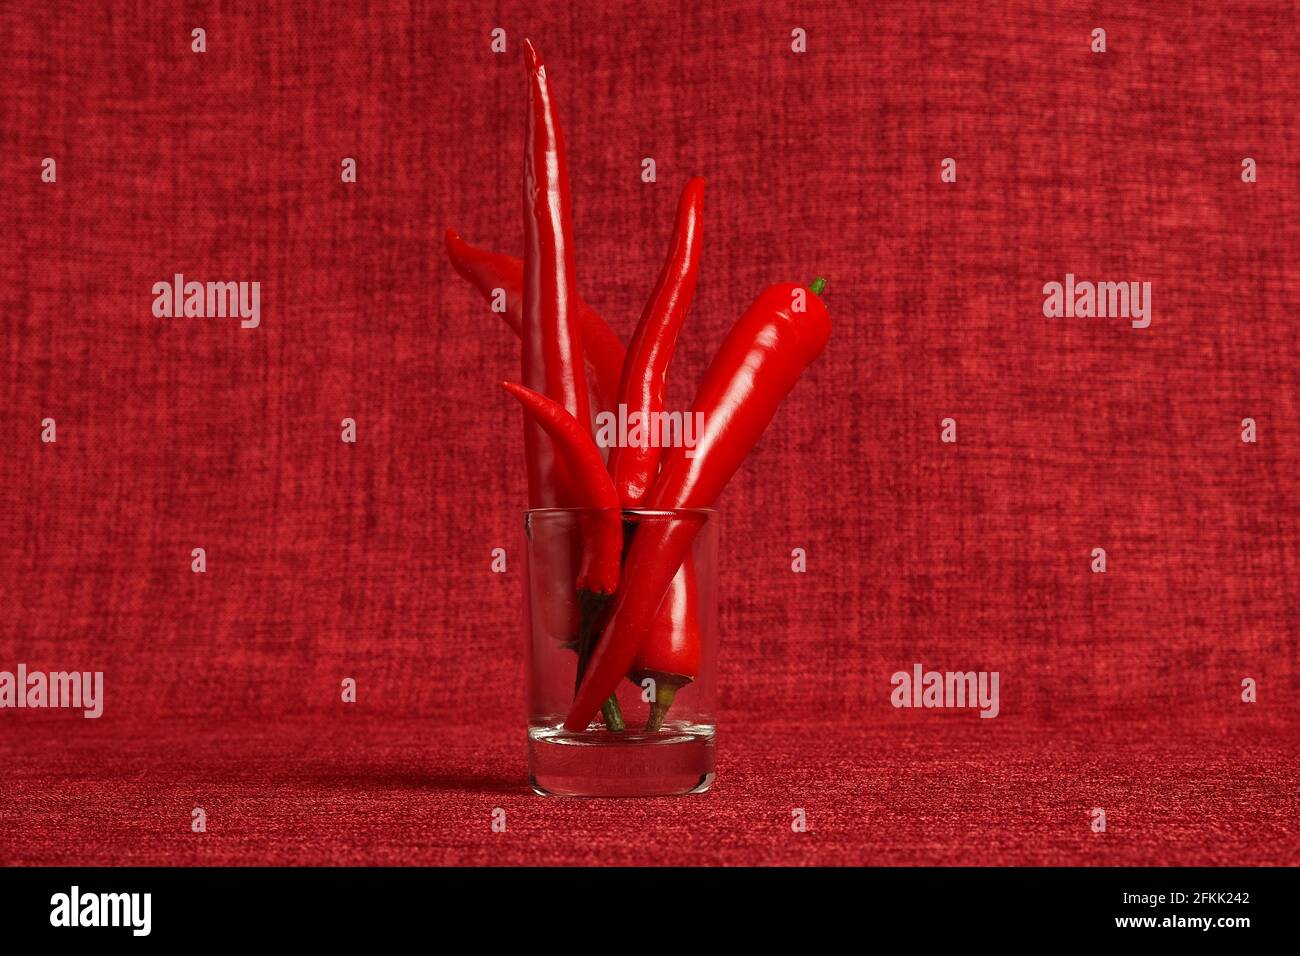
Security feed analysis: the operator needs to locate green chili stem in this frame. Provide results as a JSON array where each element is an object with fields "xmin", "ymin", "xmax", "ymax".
[
  {"xmin": 601, "ymin": 696, "xmax": 626, "ymax": 732},
  {"xmin": 575, "ymin": 590, "xmax": 624, "ymax": 732},
  {"xmin": 644, "ymin": 682, "xmax": 679, "ymax": 732}
]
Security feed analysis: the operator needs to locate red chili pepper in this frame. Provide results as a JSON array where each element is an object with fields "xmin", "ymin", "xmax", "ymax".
[
  {"xmin": 521, "ymin": 39, "xmax": 590, "ymax": 506},
  {"xmin": 505, "ymin": 380, "xmax": 627, "ymax": 732},
  {"xmin": 565, "ymin": 279, "xmax": 831, "ymax": 732},
  {"xmin": 612, "ymin": 176, "xmax": 705, "ymax": 728},
  {"xmin": 502, "ymin": 382, "xmax": 621, "ymax": 595},
  {"xmin": 606, "ymin": 177, "xmax": 705, "ymax": 506},
  {"xmin": 444, "ymin": 231, "xmax": 524, "ymax": 334},
  {"xmin": 444, "ymin": 230, "xmax": 624, "ymax": 413},
  {"xmin": 629, "ymin": 556, "xmax": 700, "ymax": 730}
]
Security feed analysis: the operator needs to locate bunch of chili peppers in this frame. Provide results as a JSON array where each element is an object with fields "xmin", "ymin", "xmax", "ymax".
[{"xmin": 447, "ymin": 40, "xmax": 830, "ymax": 733}]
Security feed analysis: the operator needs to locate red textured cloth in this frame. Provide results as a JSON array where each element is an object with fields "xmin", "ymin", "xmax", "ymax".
[
  {"xmin": 0, "ymin": 2, "xmax": 1296, "ymax": 866},
  {"xmin": 3, "ymin": 715, "xmax": 1295, "ymax": 866}
]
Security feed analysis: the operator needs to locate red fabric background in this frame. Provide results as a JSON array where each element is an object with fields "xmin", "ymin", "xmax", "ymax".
[{"xmin": 1, "ymin": 1, "xmax": 1296, "ymax": 865}]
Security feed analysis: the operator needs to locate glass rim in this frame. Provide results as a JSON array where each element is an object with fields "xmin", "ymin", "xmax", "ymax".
[{"xmin": 525, "ymin": 506, "xmax": 716, "ymax": 517}]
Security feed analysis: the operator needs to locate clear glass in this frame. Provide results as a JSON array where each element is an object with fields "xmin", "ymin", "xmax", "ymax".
[{"xmin": 525, "ymin": 508, "xmax": 718, "ymax": 796}]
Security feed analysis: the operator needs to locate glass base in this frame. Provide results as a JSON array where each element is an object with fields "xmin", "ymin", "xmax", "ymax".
[{"xmin": 528, "ymin": 721, "xmax": 715, "ymax": 797}]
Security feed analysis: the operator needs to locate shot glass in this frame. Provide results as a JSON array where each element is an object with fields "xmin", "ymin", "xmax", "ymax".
[{"xmin": 524, "ymin": 508, "xmax": 717, "ymax": 796}]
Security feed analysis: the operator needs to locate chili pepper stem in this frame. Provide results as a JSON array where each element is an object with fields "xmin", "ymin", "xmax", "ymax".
[
  {"xmin": 639, "ymin": 671, "xmax": 691, "ymax": 732},
  {"xmin": 645, "ymin": 683, "xmax": 679, "ymax": 732},
  {"xmin": 601, "ymin": 696, "xmax": 626, "ymax": 733},
  {"xmin": 575, "ymin": 590, "xmax": 624, "ymax": 732},
  {"xmin": 561, "ymin": 642, "xmax": 623, "ymax": 728},
  {"xmin": 574, "ymin": 591, "xmax": 610, "ymax": 690}
]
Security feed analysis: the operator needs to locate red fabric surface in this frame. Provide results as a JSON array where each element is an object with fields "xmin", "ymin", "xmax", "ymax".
[
  {"xmin": 0, "ymin": 2, "xmax": 1296, "ymax": 865},
  {"xmin": 2, "ymin": 715, "xmax": 1295, "ymax": 866}
]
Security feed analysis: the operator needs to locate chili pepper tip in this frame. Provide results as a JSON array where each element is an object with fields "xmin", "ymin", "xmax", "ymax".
[
  {"xmin": 523, "ymin": 38, "xmax": 541, "ymax": 71},
  {"xmin": 810, "ymin": 277, "xmax": 827, "ymax": 296}
]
